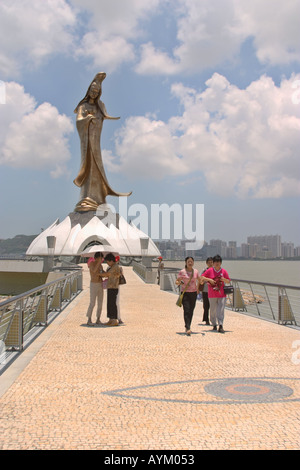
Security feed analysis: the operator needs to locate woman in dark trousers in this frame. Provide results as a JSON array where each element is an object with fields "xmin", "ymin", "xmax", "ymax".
[
  {"xmin": 176, "ymin": 257, "xmax": 201, "ymax": 335},
  {"xmin": 100, "ymin": 253, "xmax": 120, "ymax": 326}
]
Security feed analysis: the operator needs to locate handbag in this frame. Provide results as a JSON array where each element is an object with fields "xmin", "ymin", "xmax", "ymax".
[
  {"xmin": 119, "ymin": 273, "xmax": 126, "ymax": 285},
  {"xmin": 198, "ymin": 282, "xmax": 205, "ymax": 292},
  {"xmin": 224, "ymin": 284, "xmax": 234, "ymax": 295},
  {"xmin": 176, "ymin": 270, "xmax": 194, "ymax": 307}
]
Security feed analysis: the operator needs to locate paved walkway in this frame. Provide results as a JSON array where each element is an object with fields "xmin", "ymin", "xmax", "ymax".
[{"xmin": 0, "ymin": 266, "xmax": 299, "ymax": 450}]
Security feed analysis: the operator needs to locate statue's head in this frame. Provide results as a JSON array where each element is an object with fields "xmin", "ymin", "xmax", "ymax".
[
  {"xmin": 74, "ymin": 72, "xmax": 107, "ymax": 113},
  {"xmin": 89, "ymin": 82, "xmax": 101, "ymax": 100},
  {"xmin": 89, "ymin": 72, "xmax": 106, "ymax": 99}
]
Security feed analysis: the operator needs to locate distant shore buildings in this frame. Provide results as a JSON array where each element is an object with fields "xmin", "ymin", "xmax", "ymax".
[
  {"xmin": 155, "ymin": 235, "xmax": 300, "ymax": 260},
  {"xmin": 1, "ymin": 233, "xmax": 299, "ymax": 261}
]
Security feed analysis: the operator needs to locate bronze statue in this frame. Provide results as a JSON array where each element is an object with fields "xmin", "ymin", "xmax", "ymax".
[{"xmin": 73, "ymin": 72, "xmax": 131, "ymax": 212}]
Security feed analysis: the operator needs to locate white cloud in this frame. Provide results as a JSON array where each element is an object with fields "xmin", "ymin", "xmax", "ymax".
[
  {"xmin": 114, "ymin": 115, "xmax": 188, "ymax": 179},
  {"xmin": 135, "ymin": 42, "xmax": 181, "ymax": 75},
  {"xmin": 111, "ymin": 73, "xmax": 300, "ymax": 199},
  {"xmin": 0, "ymin": 0, "xmax": 76, "ymax": 78},
  {"xmin": 1, "ymin": 0, "xmax": 298, "ymax": 79},
  {"xmin": 0, "ymin": 82, "xmax": 74, "ymax": 177},
  {"xmin": 72, "ymin": 0, "xmax": 162, "ymax": 72},
  {"xmin": 236, "ymin": 0, "xmax": 300, "ymax": 66},
  {"xmin": 77, "ymin": 32, "xmax": 135, "ymax": 71},
  {"xmin": 72, "ymin": 0, "xmax": 161, "ymax": 38},
  {"xmin": 0, "ymin": 0, "xmax": 164, "ymax": 76},
  {"xmin": 136, "ymin": 0, "xmax": 300, "ymax": 75}
]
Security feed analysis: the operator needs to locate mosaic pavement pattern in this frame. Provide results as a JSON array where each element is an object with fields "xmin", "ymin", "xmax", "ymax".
[{"xmin": 104, "ymin": 377, "xmax": 299, "ymax": 405}]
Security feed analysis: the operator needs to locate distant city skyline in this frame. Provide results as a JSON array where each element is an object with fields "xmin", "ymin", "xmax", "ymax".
[
  {"xmin": 156, "ymin": 233, "xmax": 300, "ymax": 260},
  {"xmin": 1, "ymin": 231, "xmax": 299, "ymax": 248},
  {"xmin": 154, "ymin": 233, "xmax": 299, "ymax": 247},
  {"xmin": 0, "ymin": 231, "xmax": 299, "ymax": 260}
]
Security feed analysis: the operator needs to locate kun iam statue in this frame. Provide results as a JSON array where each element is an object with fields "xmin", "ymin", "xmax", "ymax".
[{"xmin": 73, "ymin": 72, "xmax": 131, "ymax": 212}]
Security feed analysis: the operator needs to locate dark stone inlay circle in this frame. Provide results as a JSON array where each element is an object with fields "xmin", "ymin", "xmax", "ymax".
[{"xmin": 204, "ymin": 378, "xmax": 293, "ymax": 402}]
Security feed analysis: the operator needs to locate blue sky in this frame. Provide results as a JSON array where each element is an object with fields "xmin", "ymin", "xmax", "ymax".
[{"xmin": 0, "ymin": 0, "xmax": 299, "ymax": 246}]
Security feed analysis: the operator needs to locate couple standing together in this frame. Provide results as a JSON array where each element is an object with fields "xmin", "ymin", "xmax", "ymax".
[
  {"xmin": 86, "ymin": 252, "xmax": 122, "ymax": 327},
  {"xmin": 176, "ymin": 255, "xmax": 230, "ymax": 335}
]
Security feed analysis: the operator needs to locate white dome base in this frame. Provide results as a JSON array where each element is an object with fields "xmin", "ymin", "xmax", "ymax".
[{"xmin": 26, "ymin": 206, "xmax": 161, "ymax": 258}]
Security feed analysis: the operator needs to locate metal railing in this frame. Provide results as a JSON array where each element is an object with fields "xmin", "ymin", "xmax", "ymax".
[
  {"xmin": 159, "ymin": 271, "xmax": 299, "ymax": 327},
  {"xmin": 0, "ymin": 269, "xmax": 82, "ymax": 366},
  {"xmin": 228, "ymin": 279, "xmax": 299, "ymax": 326},
  {"xmin": 132, "ymin": 261, "xmax": 158, "ymax": 283}
]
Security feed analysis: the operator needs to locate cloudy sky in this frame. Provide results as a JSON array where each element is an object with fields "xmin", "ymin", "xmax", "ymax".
[{"xmin": 0, "ymin": 0, "xmax": 299, "ymax": 246}]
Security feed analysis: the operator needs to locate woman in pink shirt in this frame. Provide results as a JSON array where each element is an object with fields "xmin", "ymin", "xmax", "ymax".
[
  {"xmin": 201, "ymin": 254, "xmax": 230, "ymax": 333},
  {"xmin": 176, "ymin": 257, "xmax": 201, "ymax": 336}
]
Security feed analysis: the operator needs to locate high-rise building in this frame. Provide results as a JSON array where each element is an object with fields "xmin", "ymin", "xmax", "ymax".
[
  {"xmin": 241, "ymin": 243, "xmax": 258, "ymax": 258},
  {"xmin": 209, "ymin": 239, "xmax": 227, "ymax": 258},
  {"xmin": 247, "ymin": 235, "xmax": 281, "ymax": 258},
  {"xmin": 226, "ymin": 241, "xmax": 237, "ymax": 259},
  {"xmin": 294, "ymin": 246, "xmax": 300, "ymax": 257},
  {"xmin": 281, "ymin": 242, "xmax": 294, "ymax": 258}
]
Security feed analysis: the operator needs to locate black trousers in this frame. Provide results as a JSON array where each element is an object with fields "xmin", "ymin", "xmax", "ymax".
[
  {"xmin": 202, "ymin": 291, "xmax": 210, "ymax": 322},
  {"xmin": 182, "ymin": 291, "xmax": 197, "ymax": 330},
  {"xmin": 107, "ymin": 288, "xmax": 118, "ymax": 319}
]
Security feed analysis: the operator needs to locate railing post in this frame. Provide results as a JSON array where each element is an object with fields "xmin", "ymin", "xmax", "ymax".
[
  {"xmin": 232, "ymin": 283, "xmax": 247, "ymax": 311},
  {"xmin": 50, "ymin": 285, "xmax": 62, "ymax": 311},
  {"xmin": 278, "ymin": 287, "xmax": 296, "ymax": 325},
  {"xmin": 34, "ymin": 294, "xmax": 47, "ymax": 325},
  {"xmin": 5, "ymin": 299, "xmax": 23, "ymax": 351},
  {"xmin": 62, "ymin": 278, "xmax": 71, "ymax": 300},
  {"xmin": 77, "ymin": 271, "xmax": 83, "ymax": 290}
]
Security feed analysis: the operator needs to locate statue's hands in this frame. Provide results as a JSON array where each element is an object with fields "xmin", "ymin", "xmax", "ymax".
[{"xmin": 90, "ymin": 115, "xmax": 99, "ymax": 125}]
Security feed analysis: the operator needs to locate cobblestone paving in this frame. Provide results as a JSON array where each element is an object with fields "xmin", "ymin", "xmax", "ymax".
[{"xmin": 0, "ymin": 266, "xmax": 299, "ymax": 450}]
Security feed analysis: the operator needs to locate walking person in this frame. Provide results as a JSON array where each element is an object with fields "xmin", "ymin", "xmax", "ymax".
[
  {"xmin": 200, "ymin": 254, "xmax": 230, "ymax": 333},
  {"xmin": 101, "ymin": 253, "xmax": 120, "ymax": 326},
  {"xmin": 201, "ymin": 257, "xmax": 213, "ymax": 325},
  {"xmin": 86, "ymin": 252, "xmax": 104, "ymax": 326},
  {"xmin": 176, "ymin": 256, "xmax": 201, "ymax": 336}
]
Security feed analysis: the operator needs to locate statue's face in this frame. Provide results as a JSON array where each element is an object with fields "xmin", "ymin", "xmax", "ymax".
[{"xmin": 89, "ymin": 83, "xmax": 100, "ymax": 100}]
